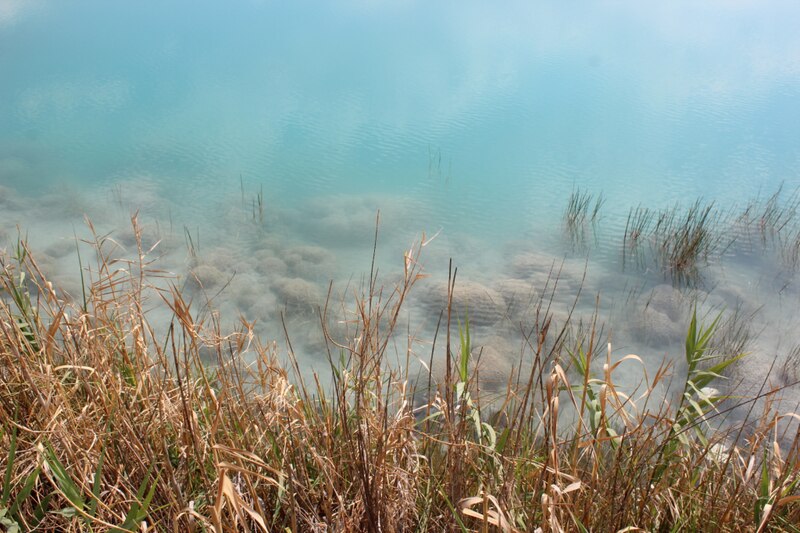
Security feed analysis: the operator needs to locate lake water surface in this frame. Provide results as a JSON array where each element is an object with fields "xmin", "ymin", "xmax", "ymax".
[{"xmin": 2, "ymin": 1, "xmax": 800, "ymax": 420}]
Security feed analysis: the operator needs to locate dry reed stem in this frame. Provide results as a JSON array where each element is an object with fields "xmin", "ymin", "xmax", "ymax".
[{"xmin": 0, "ymin": 219, "xmax": 797, "ymax": 531}]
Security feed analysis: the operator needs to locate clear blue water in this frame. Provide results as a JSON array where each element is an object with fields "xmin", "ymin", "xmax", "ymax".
[{"xmin": 2, "ymin": 1, "xmax": 800, "ymax": 409}]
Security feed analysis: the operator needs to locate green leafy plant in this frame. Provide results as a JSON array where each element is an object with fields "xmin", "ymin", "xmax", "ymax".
[{"xmin": 653, "ymin": 308, "xmax": 746, "ymax": 482}]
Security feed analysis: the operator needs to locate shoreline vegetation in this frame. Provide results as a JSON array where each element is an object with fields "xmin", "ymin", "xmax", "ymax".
[
  {"xmin": 563, "ymin": 184, "xmax": 800, "ymax": 287},
  {"xmin": 1, "ymin": 217, "xmax": 799, "ymax": 532}
]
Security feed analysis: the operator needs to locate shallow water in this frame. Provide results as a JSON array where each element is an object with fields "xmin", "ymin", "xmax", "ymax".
[{"xmin": 1, "ymin": 1, "xmax": 800, "ymax": 422}]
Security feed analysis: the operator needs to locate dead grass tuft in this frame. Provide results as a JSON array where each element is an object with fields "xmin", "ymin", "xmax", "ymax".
[{"xmin": 0, "ymin": 217, "xmax": 797, "ymax": 531}]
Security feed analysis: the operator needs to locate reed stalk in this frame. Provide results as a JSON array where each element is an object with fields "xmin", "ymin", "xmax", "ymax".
[{"xmin": 0, "ymin": 219, "xmax": 797, "ymax": 531}]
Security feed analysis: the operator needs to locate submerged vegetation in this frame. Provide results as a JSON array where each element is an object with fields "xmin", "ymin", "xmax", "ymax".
[
  {"xmin": 563, "ymin": 191, "xmax": 728, "ymax": 285},
  {"xmin": 738, "ymin": 185, "xmax": 800, "ymax": 246},
  {"xmin": 563, "ymin": 188, "xmax": 604, "ymax": 249},
  {"xmin": 563, "ymin": 185, "xmax": 800, "ymax": 286},
  {"xmin": 621, "ymin": 200, "xmax": 726, "ymax": 285},
  {"xmin": 650, "ymin": 200, "xmax": 726, "ymax": 285},
  {"xmin": 0, "ymin": 220, "xmax": 798, "ymax": 532}
]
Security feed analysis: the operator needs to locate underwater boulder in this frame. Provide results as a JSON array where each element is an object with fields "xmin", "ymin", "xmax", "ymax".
[
  {"xmin": 417, "ymin": 278, "xmax": 507, "ymax": 329},
  {"xmin": 200, "ymin": 246, "xmax": 243, "ymax": 273},
  {"xmin": 632, "ymin": 308, "xmax": 683, "ymax": 347},
  {"xmin": 251, "ymin": 249, "xmax": 289, "ymax": 277},
  {"xmin": 727, "ymin": 347, "xmax": 800, "ymax": 449},
  {"xmin": 32, "ymin": 251, "xmax": 58, "ymax": 280},
  {"xmin": 645, "ymin": 284, "xmax": 685, "ymax": 321},
  {"xmin": 630, "ymin": 284, "xmax": 687, "ymax": 347},
  {"xmin": 290, "ymin": 314, "xmax": 351, "ymax": 356},
  {"xmin": 37, "ymin": 185, "xmax": 103, "ymax": 219},
  {"xmin": 492, "ymin": 278, "xmax": 540, "ymax": 321},
  {"xmin": 509, "ymin": 252, "xmax": 584, "ymax": 292},
  {"xmin": 510, "ymin": 252, "xmax": 557, "ymax": 279},
  {"xmin": 106, "ymin": 176, "xmax": 168, "ymax": 217},
  {"xmin": 272, "ymin": 276, "xmax": 324, "ymax": 318},
  {"xmin": 231, "ymin": 273, "xmax": 266, "ymax": 310},
  {"xmin": 45, "ymin": 238, "xmax": 77, "ymax": 259},
  {"xmin": 186, "ymin": 264, "xmax": 228, "ymax": 293},
  {"xmin": 292, "ymin": 193, "xmax": 412, "ymax": 246},
  {"xmin": 419, "ymin": 335, "xmax": 517, "ymax": 396},
  {"xmin": 470, "ymin": 340, "xmax": 517, "ymax": 390},
  {"xmin": 283, "ymin": 245, "xmax": 335, "ymax": 280},
  {"xmin": 240, "ymin": 290, "xmax": 279, "ymax": 323},
  {"xmin": 114, "ymin": 223, "xmax": 167, "ymax": 253}
]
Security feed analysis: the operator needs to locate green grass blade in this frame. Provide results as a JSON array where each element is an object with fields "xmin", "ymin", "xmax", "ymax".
[
  {"xmin": 458, "ymin": 312, "xmax": 471, "ymax": 383},
  {"xmin": 88, "ymin": 442, "xmax": 106, "ymax": 517},
  {"xmin": 1, "ymin": 424, "xmax": 16, "ymax": 506},
  {"xmin": 686, "ymin": 308, "xmax": 698, "ymax": 365},
  {"xmin": 44, "ymin": 442, "xmax": 85, "ymax": 511},
  {"xmin": 9, "ymin": 467, "xmax": 40, "ymax": 518},
  {"xmin": 31, "ymin": 492, "xmax": 53, "ymax": 529},
  {"xmin": 116, "ymin": 465, "xmax": 157, "ymax": 532}
]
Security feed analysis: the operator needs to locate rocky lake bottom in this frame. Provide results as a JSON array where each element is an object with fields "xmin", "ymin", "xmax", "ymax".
[{"xmin": 2, "ymin": 178, "xmax": 800, "ymax": 444}]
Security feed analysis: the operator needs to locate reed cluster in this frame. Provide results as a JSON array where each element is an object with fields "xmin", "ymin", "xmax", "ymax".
[
  {"xmin": 564, "ymin": 188, "xmax": 604, "ymax": 230},
  {"xmin": 620, "ymin": 200, "xmax": 726, "ymax": 285},
  {"xmin": 617, "ymin": 186, "xmax": 800, "ymax": 284},
  {"xmin": 738, "ymin": 185, "xmax": 800, "ymax": 246},
  {"xmin": 563, "ymin": 189, "xmax": 604, "ymax": 249},
  {"xmin": 1, "ymin": 220, "xmax": 798, "ymax": 532}
]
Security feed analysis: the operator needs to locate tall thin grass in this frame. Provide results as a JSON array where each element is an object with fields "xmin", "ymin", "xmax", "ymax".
[
  {"xmin": 1, "ymin": 218, "xmax": 798, "ymax": 531},
  {"xmin": 563, "ymin": 188, "xmax": 604, "ymax": 249},
  {"xmin": 738, "ymin": 185, "xmax": 800, "ymax": 245},
  {"xmin": 736, "ymin": 185, "xmax": 800, "ymax": 273},
  {"xmin": 622, "ymin": 200, "xmax": 727, "ymax": 285}
]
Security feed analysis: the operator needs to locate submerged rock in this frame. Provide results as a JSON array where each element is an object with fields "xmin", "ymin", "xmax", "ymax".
[
  {"xmin": 272, "ymin": 276, "xmax": 323, "ymax": 318},
  {"xmin": 470, "ymin": 340, "xmax": 518, "ymax": 390},
  {"xmin": 200, "ymin": 246, "xmax": 242, "ymax": 273},
  {"xmin": 45, "ymin": 238, "xmax": 77, "ymax": 259},
  {"xmin": 114, "ymin": 224, "xmax": 167, "ymax": 253},
  {"xmin": 50, "ymin": 274, "xmax": 85, "ymax": 302},
  {"xmin": 31, "ymin": 251, "xmax": 58, "ymax": 280},
  {"xmin": 289, "ymin": 314, "xmax": 351, "ymax": 356},
  {"xmin": 283, "ymin": 245, "xmax": 335, "ymax": 280},
  {"xmin": 186, "ymin": 264, "xmax": 228, "ymax": 293},
  {"xmin": 629, "ymin": 284, "xmax": 688, "ymax": 347},
  {"xmin": 509, "ymin": 252, "xmax": 584, "ymax": 292},
  {"xmin": 251, "ymin": 249, "xmax": 289, "ymax": 277},
  {"xmin": 492, "ymin": 278, "xmax": 540, "ymax": 321},
  {"xmin": 417, "ymin": 279, "xmax": 507, "ymax": 329},
  {"xmin": 238, "ymin": 285, "xmax": 279, "ymax": 323},
  {"xmin": 292, "ymin": 193, "xmax": 413, "ymax": 246},
  {"xmin": 420, "ymin": 336, "xmax": 518, "ymax": 395},
  {"xmin": 510, "ymin": 252, "xmax": 558, "ymax": 278},
  {"xmin": 38, "ymin": 185, "xmax": 100, "ymax": 219},
  {"xmin": 106, "ymin": 176, "xmax": 169, "ymax": 217},
  {"xmin": 728, "ymin": 347, "xmax": 800, "ymax": 449}
]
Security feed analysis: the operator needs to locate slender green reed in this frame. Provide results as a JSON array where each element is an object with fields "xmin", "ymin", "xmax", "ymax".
[
  {"xmin": 620, "ymin": 200, "xmax": 725, "ymax": 285},
  {"xmin": 564, "ymin": 188, "xmax": 604, "ymax": 249}
]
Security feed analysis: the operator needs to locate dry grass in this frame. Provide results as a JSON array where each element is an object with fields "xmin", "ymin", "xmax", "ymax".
[{"xmin": 0, "ymin": 218, "xmax": 798, "ymax": 532}]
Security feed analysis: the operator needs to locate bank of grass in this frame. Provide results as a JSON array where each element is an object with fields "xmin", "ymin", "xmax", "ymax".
[{"xmin": 1, "ymin": 221, "xmax": 799, "ymax": 532}]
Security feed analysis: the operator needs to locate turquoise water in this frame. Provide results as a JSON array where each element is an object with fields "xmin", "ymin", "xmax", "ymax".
[{"xmin": 2, "ymin": 1, "xmax": 800, "ymax": 415}]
